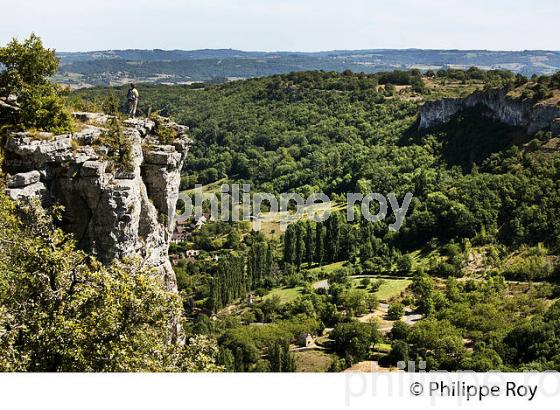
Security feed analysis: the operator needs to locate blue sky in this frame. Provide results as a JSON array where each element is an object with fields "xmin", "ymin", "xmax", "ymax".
[{"xmin": 1, "ymin": 0, "xmax": 559, "ymax": 51}]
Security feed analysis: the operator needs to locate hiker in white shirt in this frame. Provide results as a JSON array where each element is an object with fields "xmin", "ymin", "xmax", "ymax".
[{"xmin": 127, "ymin": 83, "xmax": 139, "ymax": 118}]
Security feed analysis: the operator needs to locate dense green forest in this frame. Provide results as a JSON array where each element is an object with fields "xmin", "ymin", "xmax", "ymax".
[
  {"xmin": 73, "ymin": 68, "xmax": 560, "ymax": 251},
  {"xmin": 69, "ymin": 68, "xmax": 560, "ymax": 372},
  {"xmin": 3, "ymin": 33, "xmax": 560, "ymax": 372}
]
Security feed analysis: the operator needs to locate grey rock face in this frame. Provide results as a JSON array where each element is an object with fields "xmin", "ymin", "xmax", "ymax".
[
  {"xmin": 2, "ymin": 114, "xmax": 192, "ymax": 291},
  {"xmin": 6, "ymin": 181, "xmax": 47, "ymax": 201},
  {"xmin": 419, "ymin": 88, "xmax": 560, "ymax": 135},
  {"xmin": 72, "ymin": 112, "xmax": 112, "ymax": 125},
  {"xmin": 552, "ymin": 118, "xmax": 560, "ymax": 135},
  {"xmin": 7, "ymin": 170, "xmax": 41, "ymax": 188}
]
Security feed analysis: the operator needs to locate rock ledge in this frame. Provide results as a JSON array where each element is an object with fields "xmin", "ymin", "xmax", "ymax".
[{"xmin": 3, "ymin": 113, "xmax": 192, "ymax": 290}]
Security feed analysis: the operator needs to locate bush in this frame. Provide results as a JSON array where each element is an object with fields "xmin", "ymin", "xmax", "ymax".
[
  {"xmin": 389, "ymin": 320, "xmax": 410, "ymax": 340},
  {"xmin": 150, "ymin": 112, "xmax": 179, "ymax": 144},
  {"xmin": 97, "ymin": 117, "xmax": 134, "ymax": 172},
  {"xmin": 369, "ymin": 279, "xmax": 384, "ymax": 292},
  {"xmin": 533, "ymin": 83, "xmax": 552, "ymax": 100},
  {"xmin": 503, "ymin": 254, "xmax": 554, "ymax": 281},
  {"xmin": 396, "ymin": 254, "xmax": 413, "ymax": 273},
  {"xmin": 18, "ymin": 85, "xmax": 74, "ymax": 134},
  {"xmin": 384, "ymin": 83, "xmax": 397, "ymax": 96},
  {"xmin": 387, "ymin": 302, "xmax": 405, "ymax": 320},
  {"xmin": 434, "ymin": 262, "xmax": 460, "ymax": 278}
]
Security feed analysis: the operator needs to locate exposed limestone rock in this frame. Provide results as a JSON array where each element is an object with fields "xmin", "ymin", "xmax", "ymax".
[
  {"xmin": 541, "ymin": 138, "xmax": 560, "ymax": 153},
  {"xmin": 72, "ymin": 111, "xmax": 112, "ymax": 125},
  {"xmin": 2, "ymin": 113, "xmax": 192, "ymax": 291},
  {"xmin": 7, "ymin": 170, "xmax": 41, "ymax": 188},
  {"xmin": 419, "ymin": 88, "xmax": 560, "ymax": 135},
  {"xmin": 6, "ymin": 181, "xmax": 47, "ymax": 201}
]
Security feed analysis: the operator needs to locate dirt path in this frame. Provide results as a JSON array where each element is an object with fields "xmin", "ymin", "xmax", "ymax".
[
  {"xmin": 402, "ymin": 310, "xmax": 422, "ymax": 325},
  {"xmin": 357, "ymin": 303, "xmax": 421, "ymax": 334},
  {"xmin": 291, "ymin": 342, "xmax": 326, "ymax": 352},
  {"xmin": 312, "ymin": 279, "xmax": 329, "ymax": 290},
  {"xmin": 313, "ymin": 276, "xmax": 422, "ymax": 334}
]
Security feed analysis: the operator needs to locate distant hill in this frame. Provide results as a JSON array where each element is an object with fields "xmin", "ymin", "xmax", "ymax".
[{"xmin": 56, "ymin": 48, "xmax": 560, "ymax": 88}]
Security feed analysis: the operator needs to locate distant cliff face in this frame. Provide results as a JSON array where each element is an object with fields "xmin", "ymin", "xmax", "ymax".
[
  {"xmin": 419, "ymin": 88, "xmax": 560, "ymax": 135},
  {"xmin": 3, "ymin": 113, "xmax": 192, "ymax": 291}
]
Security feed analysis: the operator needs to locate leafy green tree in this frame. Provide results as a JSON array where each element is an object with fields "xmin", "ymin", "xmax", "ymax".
[
  {"xmin": 325, "ymin": 213, "xmax": 343, "ymax": 262},
  {"xmin": 319, "ymin": 302, "xmax": 341, "ymax": 327},
  {"xmin": 315, "ymin": 222, "xmax": 325, "ymax": 266},
  {"xmin": 305, "ymin": 221, "xmax": 315, "ymax": 268},
  {"xmin": 406, "ymin": 319, "xmax": 465, "ymax": 371},
  {"xmin": 340, "ymin": 289, "xmax": 369, "ymax": 316},
  {"xmin": 365, "ymin": 293, "xmax": 379, "ymax": 312},
  {"xmin": 267, "ymin": 339, "xmax": 296, "ymax": 372},
  {"xmin": 295, "ymin": 222, "xmax": 306, "ymax": 271},
  {"xmin": 388, "ymin": 302, "xmax": 405, "ymax": 320},
  {"xmin": 0, "ymin": 193, "xmax": 214, "ymax": 372},
  {"xmin": 219, "ymin": 333, "xmax": 260, "ymax": 372},
  {"xmin": 459, "ymin": 345, "xmax": 503, "ymax": 372},
  {"xmin": 387, "ymin": 340, "xmax": 410, "ymax": 365},
  {"xmin": 396, "ymin": 254, "xmax": 413, "ymax": 273},
  {"xmin": 411, "ymin": 270, "xmax": 435, "ymax": 315},
  {"xmin": 182, "ymin": 335, "xmax": 224, "ymax": 372},
  {"xmin": 389, "ymin": 320, "xmax": 411, "ymax": 340},
  {"xmin": 0, "ymin": 33, "xmax": 73, "ymax": 132},
  {"xmin": 331, "ymin": 321, "xmax": 380, "ymax": 364},
  {"xmin": 225, "ymin": 228, "xmax": 242, "ymax": 249},
  {"xmin": 283, "ymin": 224, "xmax": 296, "ymax": 265}
]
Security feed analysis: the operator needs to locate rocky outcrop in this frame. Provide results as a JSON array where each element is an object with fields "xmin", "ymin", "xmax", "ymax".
[
  {"xmin": 3, "ymin": 113, "xmax": 192, "ymax": 291},
  {"xmin": 419, "ymin": 88, "xmax": 560, "ymax": 135}
]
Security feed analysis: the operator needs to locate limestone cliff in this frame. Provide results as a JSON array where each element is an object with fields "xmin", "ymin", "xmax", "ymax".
[
  {"xmin": 2, "ymin": 113, "xmax": 192, "ymax": 291},
  {"xmin": 419, "ymin": 88, "xmax": 560, "ymax": 135}
]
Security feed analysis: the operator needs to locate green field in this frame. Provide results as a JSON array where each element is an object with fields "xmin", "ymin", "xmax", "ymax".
[
  {"xmin": 257, "ymin": 201, "xmax": 346, "ymax": 239},
  {"xmin": 352, "ymin": 277, "xmax": 412, "ymax": 302},
  {"xmin": 181, "ymin": 178, "xmax": 228, "ymax": 195},
  {"xmin": 263, "ymin": 287, "xmax": 304, "ymax": 304},
  {"xmin": 374, "ymin": 342, "xmax": 392, "ymax": 353},
  {"xmin": 307, "ymin": 261, "xmax": 347, "ymax": 276}
]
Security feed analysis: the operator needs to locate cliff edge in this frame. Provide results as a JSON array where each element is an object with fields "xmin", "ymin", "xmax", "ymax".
[
  {"xmin": 419, "ymin": 88, "xmax": 560, "ymax": 135},
  {"xmin": 2, "ymin": 113, "xmax": 192, "ymax": 291}
]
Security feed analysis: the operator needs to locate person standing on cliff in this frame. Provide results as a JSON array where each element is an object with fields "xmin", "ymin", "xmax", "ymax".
[{"xmin": 127, "ymin": 83, "xmax": 139, "ymax": 118}]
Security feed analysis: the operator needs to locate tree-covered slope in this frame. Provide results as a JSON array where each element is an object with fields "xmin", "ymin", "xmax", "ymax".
[
  {"xmin": 72, "ymin": 69, "xmax": 560, "ymax": 250},
  {"xmin": 69, "ymin": 68, "xmax": 560, "ymax": 372}
]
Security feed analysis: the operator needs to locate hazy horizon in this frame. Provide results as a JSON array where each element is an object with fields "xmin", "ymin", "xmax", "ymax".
[
  {"xmin": 55, "ymin": 47, "xmax": 560, "ymax": 54},
  {"xmin": 2, "ymin": 0, "xmax": 559, "ymax": 52}
]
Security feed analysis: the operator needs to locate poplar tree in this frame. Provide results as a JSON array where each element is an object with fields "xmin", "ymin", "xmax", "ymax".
[
  {"xmin": 283, "ymin": 224, "xmax": 296, "ymax": 265},
  {"xmin": 305, "ymin": 220, "xmax": 315, "ymax": 268},
  {"xmin": 295, "ymin": 223, "xmax": 305, "ymax": 271},
  {"xmin": 315, "ymin": 222, "xmax": 325, "ymax": 267}
]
